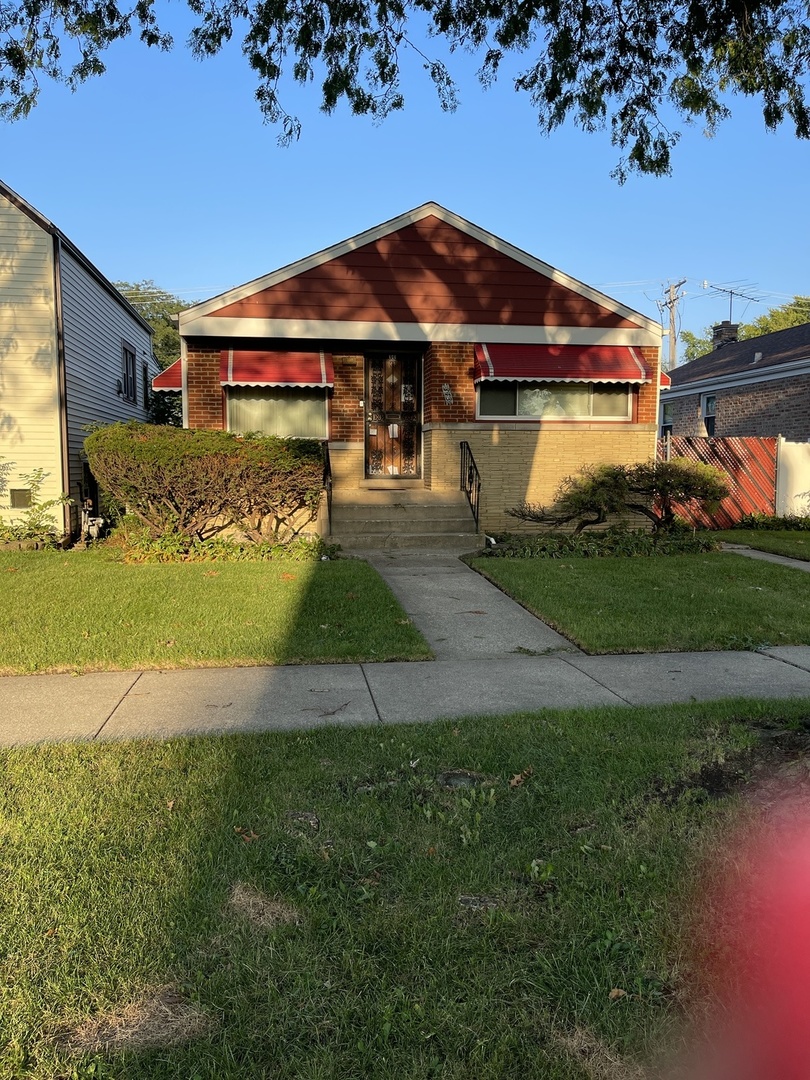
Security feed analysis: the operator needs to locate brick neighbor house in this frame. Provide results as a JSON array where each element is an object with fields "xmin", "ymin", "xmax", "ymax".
[
  {"xmin": 156, "ymin": 203, "xmax": 664, "ymax": 543},
  {"xmin": 662, "ymin": 321, "xmax": 810, "ymax": 441}
]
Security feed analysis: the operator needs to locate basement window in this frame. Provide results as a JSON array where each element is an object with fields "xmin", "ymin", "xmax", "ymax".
[
  {"xmin": 9, "ymin": 489, "xmax": 31, "ymax": 509},
  {"xmin": 478, "ymin": 381, "xmax": 632, "ymax": 420}
]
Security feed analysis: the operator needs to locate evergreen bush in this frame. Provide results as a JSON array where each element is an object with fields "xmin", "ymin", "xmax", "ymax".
[{"xmin": 84, "ymin": 423, "xmax": 324, "ymax": 547}]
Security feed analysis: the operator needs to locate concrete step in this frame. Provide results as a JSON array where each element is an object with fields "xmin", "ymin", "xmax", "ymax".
[
  {"xmin": 332, "ymin": 517, "xmax": 476, "ymax": 534},
  {"xmin": 332, "ymin": 488, "xmax": 469, "ymax": 507},
  {"xmin": 331, "ymin": 504, "xmax": 473, "ymax": 523},
  {"xmin": 330, "ymin": 531, "xmax": 482, "ymax": 552}
]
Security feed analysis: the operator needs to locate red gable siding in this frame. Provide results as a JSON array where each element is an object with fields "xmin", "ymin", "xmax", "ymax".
[{"xmin": 207, "ymin": 217, "xmax": 640, "ymax": 329}]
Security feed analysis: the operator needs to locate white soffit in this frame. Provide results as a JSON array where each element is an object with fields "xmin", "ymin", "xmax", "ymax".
[{"xmin": 179, "ymin": 316, "xmax": 661, "ymax": 348}]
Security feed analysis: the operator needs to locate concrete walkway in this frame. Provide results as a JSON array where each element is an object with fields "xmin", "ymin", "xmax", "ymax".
[{"xmin": 4, "ymin": 547, "xmax": 810, "ymax": 746}]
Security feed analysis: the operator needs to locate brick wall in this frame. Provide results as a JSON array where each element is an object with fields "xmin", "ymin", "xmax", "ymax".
[
  {"xmin": 423, "ymin": 343, "xmax": 477, "ymax": 425},
  {"xmin": 669, "ymin": 376, "xmax": 810, "ymax": 440},
  {"xmin": 425, "ymin": 424, "xmax": 656, "ymax": 533},
  {"xmin": 186, "ymin": 347, "xmax": 224, "ymax": 430},
  {"xmin": 331, "ymin": 355, "xmax": 365, "ymax": 441},
  {"xmin": 637, "ymin": 347, "xmax": 661, "ymax": 425}
]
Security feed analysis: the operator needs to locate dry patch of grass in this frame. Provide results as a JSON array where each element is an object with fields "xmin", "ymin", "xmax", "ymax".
[
  {"xmin": 57, "ymin": 986, "xmax": 212, "ymax": 1053},
  {"xmin": 551, "ymin": 1025, "xmax": 647, "ymax": 1080},
  {"xmin": 228, "ymin": 881, "xmax": 303, "ymax": 930}
]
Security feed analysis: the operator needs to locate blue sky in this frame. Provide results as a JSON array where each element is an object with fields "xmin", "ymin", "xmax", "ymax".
[{"xmin": 2, "ymin": 14, "xmax": 809, "ymax": 359}]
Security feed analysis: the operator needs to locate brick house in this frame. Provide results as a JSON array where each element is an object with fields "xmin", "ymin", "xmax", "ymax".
[
  {"xmin": 157, "ymin": 204, "xmax": 663, "ymax": 541},
  {"xmin": 662, "ymin": 322, "xmax": 810, "ymax": 441}
]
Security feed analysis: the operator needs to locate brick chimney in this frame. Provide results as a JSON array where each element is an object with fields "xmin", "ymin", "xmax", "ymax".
[{"xmin": 712, "ymin": 321, "xmax": 739, "ymax": 349}]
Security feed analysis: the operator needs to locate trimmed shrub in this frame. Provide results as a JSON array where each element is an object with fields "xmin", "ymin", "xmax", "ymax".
[
  {"xmin": 733, "ymin": 513, "xmax": 810, "ymax": 531},
  {"xmin": 478, "ymin": 526, "xmax": 720, "ymax": 559},
  {"xmin": 507, "ymin": 458, "xmax": 729, "ymax": 534},
  {"xmin": 84, "ymin": 423, "xmax": 324, "ymax": 545}
]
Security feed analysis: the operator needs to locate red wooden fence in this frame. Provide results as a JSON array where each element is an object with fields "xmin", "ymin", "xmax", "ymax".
[{"xmin": 656, "ymin": 436, "xmax": 778, "ymax": 528}]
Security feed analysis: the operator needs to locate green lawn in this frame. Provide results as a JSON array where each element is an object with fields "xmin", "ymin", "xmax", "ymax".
[
  {"xmin": 713, "ymin": 528, "xmax": 810, "ymax": 561},
  {"xmin": 3, "ymin": 697, "xmax": 803, "ymax": 1079},
  {"xmin": 471, "ymin": 552, "xmax": 810, "ymax": 653},
  {"xmin": 0, "ymin": 548, "xmax": 431, "ymax": 674}
]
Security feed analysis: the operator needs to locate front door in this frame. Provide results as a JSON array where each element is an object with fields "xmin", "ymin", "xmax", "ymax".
[{"xmin": 365, "ymin": 353, "xmax": 421, "ymax": 478}]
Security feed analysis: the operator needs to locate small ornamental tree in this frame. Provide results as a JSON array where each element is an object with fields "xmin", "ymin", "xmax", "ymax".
[
  {"xmin": 507, "ymin": 464, "xmax": 630, "ymax": 534},
  {"xmin": 508, "ymin": 457, "xmax": 729, "ymax": 533},
  {"xmin": 84, "ymin": 423, "xmax": 324, "ymax": 543},
  {"xmin": 624, "ymin": 459, "xmax": 729, "ymax": 531}
]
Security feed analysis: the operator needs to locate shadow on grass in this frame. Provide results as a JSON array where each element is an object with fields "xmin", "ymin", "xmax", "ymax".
[{"xmin": 7, "ymin": 697, "xmax": 808, "ymax": 1078}]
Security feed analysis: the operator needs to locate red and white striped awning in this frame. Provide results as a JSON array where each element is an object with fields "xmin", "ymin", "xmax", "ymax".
[
  {"xmin": 473, "ymin": 343, "xmax": 654, "ymax": 384},
  {"xmin": 220, "ymin": 350, "xmax": 334, "ymax": 387},
  {"xmin": 151, "ymin": 358, "xmax": 182, "ymax": 392}
]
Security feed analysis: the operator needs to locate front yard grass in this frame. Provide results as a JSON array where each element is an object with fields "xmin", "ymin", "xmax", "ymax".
[
  {"xmin": 3, "ymin": 696, "xmax": 805, "ymax": 1079},
  {"xmin": 0, "ymin": 548, "xmax": 431, "ymax": 674},
  {"xmin": 712, "ymin": 528, "xmax": 810, "ymax": 561},
  {"xmin": 471, "ymin": 552, "xmax": 810, "ymax": 653}
]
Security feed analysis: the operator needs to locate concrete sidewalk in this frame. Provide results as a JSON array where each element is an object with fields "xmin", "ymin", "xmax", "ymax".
[{"xmin": 3, "ymin": 546, "xmax": 810, "ymax": 746}]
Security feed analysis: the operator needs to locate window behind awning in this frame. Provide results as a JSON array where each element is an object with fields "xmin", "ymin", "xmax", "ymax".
[
  {"xmin": 220, "ymin": 350, "xmax": 334, "ymax": 387},
  {"xmin": 473, "ymin": 343, "xmax": 653, "ymax": 384}
]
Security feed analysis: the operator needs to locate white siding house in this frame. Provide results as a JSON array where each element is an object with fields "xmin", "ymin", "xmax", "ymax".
[{"xmin": 0, "ymin": 180, "xmax": 155, "ymax": 537}]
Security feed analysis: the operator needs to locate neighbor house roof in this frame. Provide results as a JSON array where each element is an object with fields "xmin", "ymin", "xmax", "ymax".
[{"xmin": 668, "ymin": 322, "xmax": 810, "ymax": 393}]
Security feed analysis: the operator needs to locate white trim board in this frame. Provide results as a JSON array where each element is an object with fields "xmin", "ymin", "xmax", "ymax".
[
  {"xmin": 182, "ymin": 316, "xmax": 661, "ymax": 348},
  {"xmin": 178, "ymin": 202, "xmax": 661, "ymax": 335}
]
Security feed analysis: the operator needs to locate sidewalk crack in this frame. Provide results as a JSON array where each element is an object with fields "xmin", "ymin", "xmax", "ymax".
[
  {"xmin": 359, "ymin": 665, "xmax": 383, "ymax": 724},
  {"xmin": 93, "ymin": 672, "xmax": 143, "ymax": 739},
  {"xmin": 556, "ymin": 654, "xmax": 633, "ymax": 706}
]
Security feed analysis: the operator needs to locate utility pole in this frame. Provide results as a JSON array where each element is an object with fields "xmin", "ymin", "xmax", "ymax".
[{"xmin": 659, "ymin": 280, "xmax": 687, "ymax": 371}]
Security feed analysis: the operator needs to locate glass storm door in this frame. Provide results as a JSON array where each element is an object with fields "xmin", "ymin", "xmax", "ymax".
[{"xmin": 365, "ymin": 353, "xmax": 421, "ymax": 478}]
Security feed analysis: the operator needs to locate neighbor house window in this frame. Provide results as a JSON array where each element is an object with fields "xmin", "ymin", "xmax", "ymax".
[
  {"xmin": 122, "ymin": 343, "xmax": 137, "ymax": 402},
  {"xmin": 478, "ymin": 382, "xmax": 632, "ymax": 419},
  {"xmin": 227, "ymin": 387, "xmax": 328, "ymax": 439},
  {"xmin": 702, "ymin": 393, "xmax": 716, "ymax": 436},
  {"xmin": 9, "ymin": 489, "xmax": 31, "ymax": 509},
  {"xmin": 660, "ymin": 402, "xmax": 673, "ymax": 438}
]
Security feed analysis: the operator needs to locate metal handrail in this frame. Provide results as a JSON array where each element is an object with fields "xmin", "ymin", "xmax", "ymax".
[
  {"xmin": 322, "ymin": 442, "xmax": 333, "ymax": 534},
  {"xmin": 459, "ymin": 441, "xmax": 481, "ymax": 531}
]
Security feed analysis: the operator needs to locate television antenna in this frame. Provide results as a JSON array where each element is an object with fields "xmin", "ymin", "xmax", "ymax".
[{"xmin": 701, "ymin": 281, "xmax": 761, "ymax": 322}]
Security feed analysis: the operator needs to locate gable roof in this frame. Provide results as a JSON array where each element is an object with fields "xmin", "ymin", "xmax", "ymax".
[
  {"xmin": 180, "ymin": 203, "xmax": 661, "ymax": 347},
  {"xmin": 0, "ymin": 178, "xmax": 153, "ymax": 337},
  {"xmin": 669, "ymin": 322, "xmax": 810, "ymax": 389}
]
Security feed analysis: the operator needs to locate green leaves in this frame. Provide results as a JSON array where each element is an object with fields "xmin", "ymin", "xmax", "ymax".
[
  {"xmin": 83, "ymin": 422, "xmax": 325, "ymax": 546},
  {"xmin": 3, "ymin": 0, "xmax": 810, "ymax": 174}
]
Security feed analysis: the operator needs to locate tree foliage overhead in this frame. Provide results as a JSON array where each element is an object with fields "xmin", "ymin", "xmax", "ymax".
[
  {"xmin": 681, "ymin": 296, "xmax": 810, "ymax": 361},
  {"xmin": 3, "ymin": 0, "xmax": 810, "ymax": 177}
]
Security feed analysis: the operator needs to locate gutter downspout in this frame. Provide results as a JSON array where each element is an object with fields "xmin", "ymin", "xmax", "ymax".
[
  {"xmin": 180, "ymin": 337, "xmax": 189, "ymax": 428},
  {"xmin": 52, "ymin": 235, "xmax": 72, "ymax": 539}
]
